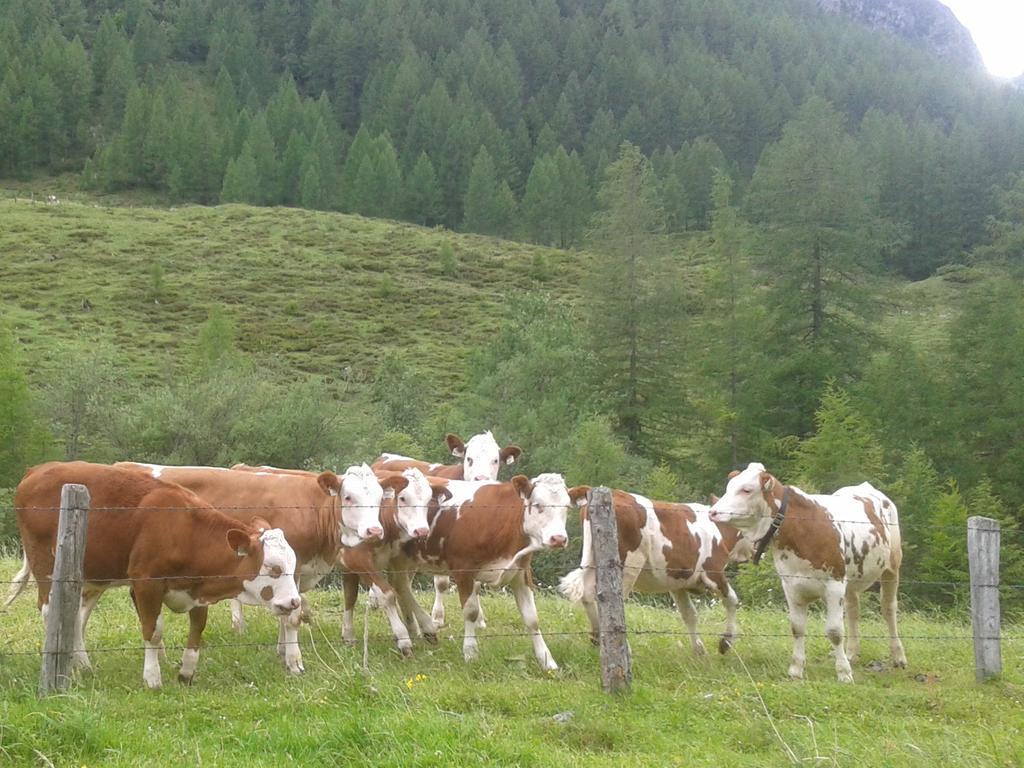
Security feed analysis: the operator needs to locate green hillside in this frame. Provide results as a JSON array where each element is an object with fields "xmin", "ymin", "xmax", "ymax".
[{"xmin": 0, "ymin": 197, "xmax": 583, "ymax": 393}]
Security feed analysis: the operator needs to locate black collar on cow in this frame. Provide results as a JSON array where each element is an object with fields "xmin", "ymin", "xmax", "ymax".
[{"xmin": 752, "ymin": 486, "xmax": 790, "ymax": 565}]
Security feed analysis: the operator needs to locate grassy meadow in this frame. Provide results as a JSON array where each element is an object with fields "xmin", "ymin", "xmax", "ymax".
[
  {"xmin": 1, "ymin": 556, "xmax": 1022, "ymax": 767},
  {"xmin": 0, "ymin": 196, "xmax": 582, "ymax": 395}
]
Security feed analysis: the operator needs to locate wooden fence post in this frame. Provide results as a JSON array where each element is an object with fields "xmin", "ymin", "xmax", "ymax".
[
  {"xmin": 589, "ymin": 486, "xmax": 631, "ymax": 694},
  {"xmin": 39, "ymin": 483, "xmax": 90, "ymax": 696},
  {"xmin": 967, "ymin": 515, "xmax": 1001, "ymax": 682}
]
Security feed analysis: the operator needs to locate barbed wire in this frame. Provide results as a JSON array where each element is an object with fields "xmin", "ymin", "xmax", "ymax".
[
  {"xmin": 0, "ymin": 568, "xmax": 1021, "ymax": 588},
  {"xmin": 0, "ymin": 504, "xmax": 1019, "ymax": 535},
  {"xmin": 0, "ymin": 627, "xmax": 1021, "ymax": 661}
]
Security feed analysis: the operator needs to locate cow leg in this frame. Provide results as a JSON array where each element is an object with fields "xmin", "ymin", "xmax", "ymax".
[
  {"xmin": 178, "ymin": 606, "xmax": 208, "ymax": 685},
  {"xmin": 341, "ymin": 572, "xmax": 360, "ymax": 645},
  {"xmin": 131, "ymin": 583, "xmax": 166, "ymax": 689},
  {"xmin": 824, "ymin": 582, "xmax": 853, "ymax": 683},
  {"xmin": 376, "ymin": 583, "xmax": 414, "ymax": 657},
  {"xmin": 74, "ymin": 588, "xmax": 102, "ymax": 670},
  {"xmin": 366, "ymin": 583, "xmax": 383, "ymax": 610},
  {"xmin": 511, "ymin": 571, "xmax": 558, "ymax": 671},
  {"xmin": 278, "ymin": 610, "xmax": 304, "ymax": 674},
  {"xmin": 784, "ymin": 587, "xmax": 810, "ymax": 680},
  {"xmin": 151, "ymin": 612, "xmax": 167, "ymax": 660},
  {"xmin": 230, "ymin": 599, "xmax": 246, "ymax": 634},
  {"xmin": 845, "ymin": 587, "xmax": 861, "ymax": 664},
  {"xmin": 456, "ymin": 577, "xmax": 481, "ymax": 662},
  {"xmin": 671, "ymin": 589, "xmax": 706, "ymax": 655},
  {"xmin": 718, "ymin": 583, "xmax": 740, "ymax": 654},
  {"xmin": 578, "ymin": 566, "xmax": 600, "ymax": 646},
  {"xmin": 880, "ymin": 571, "xmax": 907, "ymax": 668},
  {"xmin": 472, "ymin": 582, "xmax": 488, "ymax": 629},
  {"xmin": 392, "ymin": 571, "xmax": 437, "ymax": 642},
  {"xmin": 432, "ymin": 575, "xmax": 449, "ymax": 626}
]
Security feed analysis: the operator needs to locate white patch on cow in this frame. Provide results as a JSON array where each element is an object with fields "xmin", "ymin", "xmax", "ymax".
[
  {"xmin": 461, "ymin": 431, "xmax": 505, "ymax": 482},
  {"xmin": 437, "ymin": 479, "xmax": 500, "ymax": 517},
  {"xmin": 393, "ymin": 468, "xmax": 434, "ymax": 540},
  {"xmin": 163, "ymin": 589, "xmax": 198, "ymax": 613},
  {"xmin": 379, "ymin": 453, "xmax": 415, "ymax": 463},
  {"xmin": 239, "ymin": 528, "xmax": 300, "ymax": 615},
  {"xmin": 337, "ymin": 464, "xmax": 385, "ymax": 546},
  {"xmin": 521, "ymin": 473, "xmax": 571, "ymax": 550},
  {"xmin": 126, "ymin": 462, "xmax": 230, "ymax": 479}
]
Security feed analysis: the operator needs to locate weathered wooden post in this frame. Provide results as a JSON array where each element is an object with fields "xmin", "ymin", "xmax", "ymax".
[
  {"xmin": 589, "ymin": 486, "xmax": 631, "ymax": 694},
  {"xmin": 967, "ymin": 516, "xmax": 1001, "ymax": 682},
  {"xmin": 39, "ymin": 483, "xmax": 90, "ymax": 696}
]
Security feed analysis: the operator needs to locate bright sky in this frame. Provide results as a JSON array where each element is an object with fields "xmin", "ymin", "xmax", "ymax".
[{"xmin": 941, "ymin": 1, "xmax": 1024, "ymax": 79}]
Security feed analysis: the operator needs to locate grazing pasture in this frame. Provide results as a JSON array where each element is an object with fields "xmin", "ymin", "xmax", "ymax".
[{"xmin": 2, "ymin": 555, "xmax": 1022, "ymax": 767}]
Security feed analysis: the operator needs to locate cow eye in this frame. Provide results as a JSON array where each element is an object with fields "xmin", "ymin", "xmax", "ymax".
[
  {"xmin": 344, "ymin": 495, "xmax": 352, "ymax": 503},
  {"xmin": 467, "ymin": 458, "xmax": 473, "ymax": 466},
  {"xmin": 399, "ymin": 495, "xmax": 407, "ymax": 503}
]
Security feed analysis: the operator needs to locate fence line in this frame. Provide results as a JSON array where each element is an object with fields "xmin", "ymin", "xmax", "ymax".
[
  {"xmin": 1, "ymin": 504, "xmax": 1019, "ymax": 535},
  {"xmin": 2, "ymin": 629, "xmax": 1023, "ymax": 662}
]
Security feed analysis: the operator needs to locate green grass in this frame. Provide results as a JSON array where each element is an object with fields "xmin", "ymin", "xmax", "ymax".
[
  {"xmin": 1, "ymin": 557, "xmax": 1022, "ymax": 767},
  {"xmin": 0, "ymin": 197, "xmax": 583, "ymax": 396}
]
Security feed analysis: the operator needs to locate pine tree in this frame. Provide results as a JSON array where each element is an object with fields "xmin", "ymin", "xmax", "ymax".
[
  {"xmin": 522, "ymin": 153, "xmax": 560, "ymax": 245},
  {"xmin": 221, "ymin": 141, "xmax": 260, "ymax": 203},
  {"xmin": 246, "ymin": 113, "xmax": 280, "ymax": 205},
  {"xmin": 462, "ymin": 146, "xmax": 515, "ymax": 236},
  {"xmin": 583, "ymin": 142, "xmax": 670, "ymax": 450},
  {"xmin": 299, "ymin": 158, "xmax": 324, "ymax": 209},
  {"xmin": 403, "ymin": 152, "xmax": 443, "ymax": 225}
]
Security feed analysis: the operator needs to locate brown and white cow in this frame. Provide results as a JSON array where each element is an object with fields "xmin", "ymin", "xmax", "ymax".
[
  {"xmin": 115, "ymin": 462, "xmax": 391, "ymax": 673},
  {"xmin": 372, "ymin": 431, "xmax": 522, "ymax": 481},
  {"xmin": 560, "ymin": 489, "xmax": 751, "ymax": 655},
  {"xmin": 387, "ymin": 474, "xmax": 586, "ymax": 670},
  {"xmin": 709, "ymin": 463, "xmax": 906, "ymax": 682},
  {"xmin": 232, "ymin": 463, "xmax": 453, "ymax": 656},
  {"xmin": 7, "ymin": 462, "xmax": 300, "ymax": 688},
  {"xmin": 372, "ymin": 431, "xmax": 523, "ymax": 626}
]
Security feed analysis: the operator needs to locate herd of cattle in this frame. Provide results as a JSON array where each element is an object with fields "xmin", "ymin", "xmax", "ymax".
[{"xmin": 4, "ymin": 430, "xmax": 906, "ymax": 688}]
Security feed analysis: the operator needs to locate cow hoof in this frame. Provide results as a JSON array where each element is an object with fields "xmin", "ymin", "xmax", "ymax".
[
  {"xmin": 399, "ymin": 644, "xmax": 414, "ymax": 659},
  {"xmin": 837, "ymin": 671, "xmax": 854, "ymax": 683},
  {"xmin": 432, "ymin": 611, "xmax": 446, "ymax": 626},
  {"xmin": 463, "ymin": 646, "xmax": 479, "ymax": 663},
  {"xmin": 589, "ymin": 633, "xmax": 600, "ymax": 647},
  {"xmin": 718, "ymin": 636, "xmax": 733, "ymax": 655},
  {"xmin": 285, "ymin": 658, "xmax": 305, "ymax": 675},
  {"xmin": 422, "ymin": 632, "xmax": 438, "ymax": 645},
  {"xmin": 342, "ymin": 634, "xmax": 357, "ymax": 646},
  {"xmin": 231, "ymin": 619, "xmax": 246, "ymax": 634},
  {"xmin": 892, "ymin": 657, "xmax": 907, "ymax": 669},
  {"xmin": 144, "ymin": 676, "xmax": 163, "ymax": 690},
  {"xmin": 177, "ymin": 672, "xmax": 195, "ymax": 686},
  {"xmin": 787, "ymin": 666, "xmax": 804, "ymax": 680},
  {"xmin": 692, "ymin": 641, "xmax": 707, "ymax": 657}
]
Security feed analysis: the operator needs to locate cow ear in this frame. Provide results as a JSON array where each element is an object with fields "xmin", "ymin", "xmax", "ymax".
[
  {"xmin": 430, "ymin": 481, "xmax": 453, "ymax": 504},
  {"xmin": 379, "ymin": 474, "xmax": 410, "ymax": 494},
  {"xmin": 708, "ymin": 494, "xmax": 720, "ymax": 505},
  {"xmin": 511, "ymin": 474, "xmax": 534, "ymax": 501},
  {"xmin": 317, "ymin": 471, "xmax": 341, "ymax": 497},
  {"xmin": 227, "ymin": 528, "xmax": 253, "ymax": 557},
  {"xmin": 567, "ymin": 485, "xmax": 591, "ymax": 507},
  {"xmin": 250, "ymin": 516, "xmax": 272, "ymax": 534},
  {"xmin": 500, "ymin": 444, "xmax": 522, "ymax": 465},
  {"xmin": 760, "ymin": 472, "xmax": 774, "ymax": 493},
  {"xmin": 446, "ymin": 433, "xmax": 466, "ymax": 458},
  {"xmin": 727, "ymin": 470, "xmax": 741, "ymax": 480}
]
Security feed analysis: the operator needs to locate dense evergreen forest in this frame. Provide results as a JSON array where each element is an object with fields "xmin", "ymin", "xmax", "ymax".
[
  {"xmin": 3, "ymin": 0, "xmax": 1024, "ymax": 276},
  {"xmin": 3, "ymin": 0, "xmax": 1024, "ymax": 602}
]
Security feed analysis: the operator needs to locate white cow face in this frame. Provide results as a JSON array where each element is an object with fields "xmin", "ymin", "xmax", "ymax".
[
  {"xmin": 318, "ymin": 464, "xmax": 385, "ymax": 546},
  {"xmin": 513, "ymin": 473, "xmax": 571, "ymax": 549},
  {"xmin": 390, "ymin": 469, "xmax": 452, "ymax": 540},
  {"xmin": 448, "ymin": 431, "xmax": 522, "ymax": 482},
  {"xmin": 708, "ymin": 462, "xmax": 777, "ymax": 533},
  {"xmin": 233, "ymin": 526, "xmax": 301, "ymax": 616}
]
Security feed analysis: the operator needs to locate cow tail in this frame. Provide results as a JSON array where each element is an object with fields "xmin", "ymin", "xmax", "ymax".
[
  {"xmin": 558, "ymin": 512, "xmax": 594, "ymax": 603},
  {"xmin": 2, "ymin": 549, "xmax": 31, "ymax": 610}
]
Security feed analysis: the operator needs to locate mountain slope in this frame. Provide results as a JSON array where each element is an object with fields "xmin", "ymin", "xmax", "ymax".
[{"xmin": 817, "ymin": 0, "xmax": 983, "ymax": 68}]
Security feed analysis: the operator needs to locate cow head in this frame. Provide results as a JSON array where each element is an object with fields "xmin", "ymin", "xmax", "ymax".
[
  {"xmin": 708, "ymin": 462, "xmax": 779, "ymax": 535},
  {"xmin": 228, "ymin": 523, "xmax": 301, "ymax": 616},
  {"xmin": 512, "ymin": 473, "xmax": 571, "ymax": 550},
  {"xmin": 318, "ymin": 464, "xmax": 386, "ymax": 546},
  {"xmin": 390, "ymin": 469, "xmax": 451, "ymax": 541},
  {"xmin": 447, "ymin": 431, "xmax": 522, "ymax": 482}
]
